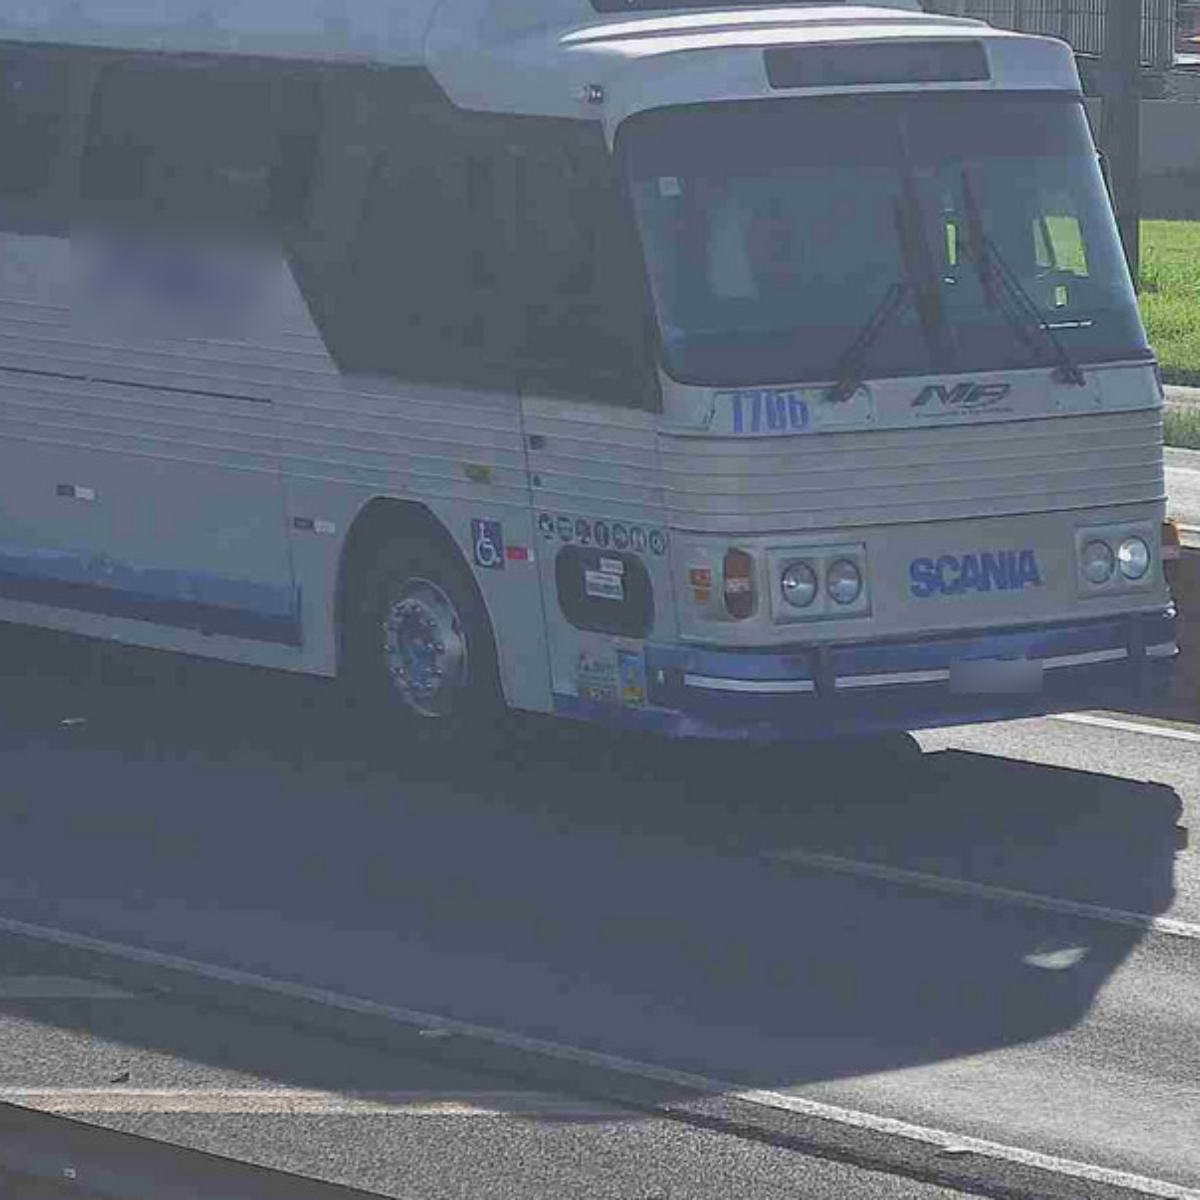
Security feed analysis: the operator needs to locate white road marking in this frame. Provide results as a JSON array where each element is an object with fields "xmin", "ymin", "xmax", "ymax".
[
  {"xmin": 0, "ymin": 976, "xmax": 137, "ymax": 1000},
  {"xmin": 1050, "ymin": 712, "xmax": 1200, "ymax": 745},
  {"xmin": 766, "ymin": 847, "xmax": 1200, "ymax": 942},
  {"xmin": 0, "ymin": 1088, "xmax": 620, "ymax": 1117},
  {"xmin": 0, "ymin": 914, "xmax": 1195, "ymax": 1200},
  {"xmin": 1022, "ymin": 946, "xmax": 1090, "ymax": 971}
]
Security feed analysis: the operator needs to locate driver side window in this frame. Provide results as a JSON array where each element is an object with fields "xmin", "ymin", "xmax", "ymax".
[{"xmin": 515, "ymin": 129, "xmax": 661, "ymax": 410}]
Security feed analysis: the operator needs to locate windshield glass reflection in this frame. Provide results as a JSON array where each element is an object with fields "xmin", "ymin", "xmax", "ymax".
[{"xmin": 621, "ymin": 95, "xmax": 1149, "ymax": 387}]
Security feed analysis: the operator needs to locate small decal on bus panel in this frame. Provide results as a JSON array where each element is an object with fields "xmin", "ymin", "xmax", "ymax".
[
  {"xmin": 909, "ymin": 550, "xmax": 1043, "ymax": 598},
  {"xmin": 536, "ymin": 514, "xmax": 666, "ymax": 556},
  {"xmin": 574, "ymin": 649, "xmax": 647, "ymax": 708},
  {"xmin": 617, "ymin": 651, "xmax": 647, "ymax": 708},
  {"xmin": 577, "ymin": 651, "xmax": 618, "ymax": 705},
  {"xmin": 471, "ymin": 519, "xmax": 505, "ymax": 571},
  {"xmin": 584, "ymin": 570, "xmax": 625, "ymax": 602},
  {"xmin": 292, "ymin": 517, "xmax": 336, "ymax": 535}
]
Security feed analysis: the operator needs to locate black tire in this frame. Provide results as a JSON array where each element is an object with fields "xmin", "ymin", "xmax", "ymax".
[{"xmin": 343, "ymin": 529, "xmax": 505, "ymax": 746}]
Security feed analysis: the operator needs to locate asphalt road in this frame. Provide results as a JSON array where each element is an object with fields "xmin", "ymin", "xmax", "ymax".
[
  {"xmin": 0, "ymin": 934, "xmax": 974, "ymax": 1200},
  {"xmin": 0, "ymin": 626, "xmax": 1196, "ymax": 1197}
]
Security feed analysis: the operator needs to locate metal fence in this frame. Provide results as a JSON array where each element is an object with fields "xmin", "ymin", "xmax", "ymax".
[{"xmin": 924, "ymin": 1, "xmax": 1179, "ymax": 68}]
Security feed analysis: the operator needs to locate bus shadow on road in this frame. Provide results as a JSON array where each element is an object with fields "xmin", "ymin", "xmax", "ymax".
[
  {"xmin": 0, "ymin": 626, "xmax": 1186, "ymax": 1102},
  {"xmin": 462, "ymin": 723, "xmax": 1185, "ymax": 1084}
]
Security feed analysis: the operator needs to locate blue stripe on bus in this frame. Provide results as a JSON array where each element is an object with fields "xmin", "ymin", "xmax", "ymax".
[
  {"xmin": 830, "ymin": 614, "xmax": 1169, "ymax": 679},
  {"xmin": 624, "ymin": 609, "xmax": 1175, "ymax": 740},
  {"xmin": 0, "ymin": 544, "xmax": 302, "ymax": 647},
  {"xmin": 646, "ymin": 612, "xmax": 1172, "ymax": 688},
  {"xmin": 554, "ymin": 653, "xmax": 1173, "ymax": 743}
]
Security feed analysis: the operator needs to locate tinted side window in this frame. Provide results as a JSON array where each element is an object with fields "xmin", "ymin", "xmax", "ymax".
[
  {"xmin": 312, "ymin": 92, "xmax": 520, "ymax": 389},
  {"xmin": 0, "ymin": 52, "xmax": 73, "ymax": 199},
  {"xmin": 79, "ymin": 60, "xmax": 319, "ymax": 242},
  {"xmin": 0, "ymin": 49, "xmax": 82, "ymax": 233},
  {"xmin": 294, "ymin": 83, "xmax": 657, "ymax": 401},
  {"xmin": 515, "ymin": 132, "xmax": 660, "ymax": 409}
]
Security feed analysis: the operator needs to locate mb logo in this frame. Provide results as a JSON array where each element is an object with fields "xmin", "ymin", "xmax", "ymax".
[{"xmin": 911, "ymin": 381, "xmax": 1012, "ymax": 410}]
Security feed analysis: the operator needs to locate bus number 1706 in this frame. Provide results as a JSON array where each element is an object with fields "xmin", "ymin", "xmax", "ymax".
[{"xmin": 726, "ymin": 389, "xmax": 810, "ymax": 435}]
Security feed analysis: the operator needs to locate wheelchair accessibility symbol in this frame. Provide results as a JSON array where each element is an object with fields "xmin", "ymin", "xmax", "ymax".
[{"xmin": 471, "ymin": 518, "xmax": 505, "ymax": 571}]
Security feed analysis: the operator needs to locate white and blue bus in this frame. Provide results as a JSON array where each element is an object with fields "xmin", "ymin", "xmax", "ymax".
[{"xmin": 0, "ymin": 0, "xmax": 1176, "ymax": 742}]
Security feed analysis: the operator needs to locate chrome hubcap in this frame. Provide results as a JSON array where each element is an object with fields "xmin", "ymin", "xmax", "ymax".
[{"xmin": 382, "ymin": 579, "xmax": 468, "ymax": 719}]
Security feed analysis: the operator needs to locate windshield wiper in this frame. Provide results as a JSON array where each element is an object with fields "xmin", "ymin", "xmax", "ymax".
[
  {"xmin": 958, "ymin": 169, "xmax": 1086, "ymax": 387},
  {"xmin": 826, "ymin": 192, "xmax": 945, "ymax": 405},
  {"xmin": 825, "ymin": 276, "xmax": 910, "ymax": 405}
]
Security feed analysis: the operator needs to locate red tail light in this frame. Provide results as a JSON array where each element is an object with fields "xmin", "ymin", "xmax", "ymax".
[{"xmin": 723, "ymin": 548, "xmax": 756, "ymax": 620}]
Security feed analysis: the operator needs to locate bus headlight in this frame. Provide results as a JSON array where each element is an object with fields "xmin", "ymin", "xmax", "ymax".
[
  {"xmin": 1081, "ymin": 540, "xmax": 1116, "ymax": 584},
  {"xmin": 780, "ymin": 561, "xmax": 818, "ymax": 608},
  {"xmin": 768, "ymin": 543, "xmax": 869, "ymax": 623},
  {"xmin": 1117, "ymin": 536, "xmax": 1150, "ymax": 581},
  {"xmin": 827, "ymin": 559, "xmax": 863, "ymax": 605},
  {"xmin": 1075, "ymin": 522, "xmax": 1157, "ymax": 595}
]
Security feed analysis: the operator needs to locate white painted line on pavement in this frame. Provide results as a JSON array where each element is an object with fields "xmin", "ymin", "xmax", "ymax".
[
  {"xmin": 0, "ymin": 976, "xmax": 138, "ymax": 999},
  {"xmin": 1022, "ymin": 945, "xmax": 1090, "ymax": 971},
  {"xmin": 1051, "ymin": 712, "xmax": 1200, "ymax": 746},
  {"xmin": 0, "ymin": 914, "xmax": 1195, "ymax": 1200},
  {"xmin": 0, "ymin": 1088, "xmax": 620, "ymax": 1117},
  {"xmin": 766, "ymin": 848, "xmax": 1200, "ymax": 942}
]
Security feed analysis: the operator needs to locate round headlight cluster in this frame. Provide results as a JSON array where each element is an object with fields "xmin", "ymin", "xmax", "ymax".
[
  {"xmin": 780, "ymin": 558, "xmax": 865, "ymax": 609},
  {"xmin": 781, "ymin": 561, "xmax": 818, "ymax": 608},
  {"xmin": 827, "ymin": 559, "xmax": 864, "ymax": 606},
  {"xmin": 1081, "ymin": 534, "xmax": 1152, "ymax": 585}
]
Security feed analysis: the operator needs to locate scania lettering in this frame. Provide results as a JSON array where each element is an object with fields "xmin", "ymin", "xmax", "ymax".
[
  {"xmin": 910, "ymin": 551, "xmax": 1044, "ymax": 599},
  {"xmin": 0, "ymin": 0, "xmax": 1174, "ymax": 744}
]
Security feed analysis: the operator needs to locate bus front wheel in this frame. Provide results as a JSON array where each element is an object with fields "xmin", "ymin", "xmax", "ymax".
[{"xmin": 344, "ymin": 533, "xmax": 504, "ymax": 744}]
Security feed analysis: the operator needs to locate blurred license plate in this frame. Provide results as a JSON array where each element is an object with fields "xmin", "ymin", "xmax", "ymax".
[{"xmin": 949, "ymin": 658, "xmax": 1043, "ymax": 695}]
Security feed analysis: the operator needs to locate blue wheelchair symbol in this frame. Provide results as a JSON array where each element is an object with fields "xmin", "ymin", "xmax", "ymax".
[{"xmin": 471, "ymin": 519, "xmax": 505, "ymax": 571}]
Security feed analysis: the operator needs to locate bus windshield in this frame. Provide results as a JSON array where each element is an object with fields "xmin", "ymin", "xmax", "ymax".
[{"xmin": 620, "ymin": 94, "xmax": 1150, "ymax": 388}]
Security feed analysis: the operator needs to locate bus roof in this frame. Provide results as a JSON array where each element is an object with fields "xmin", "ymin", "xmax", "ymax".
[
  {"xmin": 0, "ymin": 2, "xmax": 1078, "ymax": 124},
  {"xmin": 0, "ymin": 2, "xmax": 923, "ymax": 66}
]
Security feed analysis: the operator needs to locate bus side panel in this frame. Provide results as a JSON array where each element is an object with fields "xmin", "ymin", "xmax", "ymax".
[
  {"xmin": 274, "ymin": 66, "xmax": 553, "ymax": 712},
  {"xmin": 273, "ymin": 369, "xmax": 553, "ymax": 714},
  {"xmin": 523, "ymin": 394, "xmax": 677, "ymax": 719},
  {"xmin": 0, "ymin": 46, "xmax": 306, "ymax": 662}
]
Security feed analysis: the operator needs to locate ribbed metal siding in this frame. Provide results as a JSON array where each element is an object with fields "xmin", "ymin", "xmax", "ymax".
[
  {"xmin": 660, "ymin": 409, "xmax": 1165, "ymax": 534},
  {"xmin": 926, "ymin": 0, "xmax": 1179, "ymax": 69},
  {"xmin": 0, "ymin": 291, "xmax": 531, "ymax": 512}
]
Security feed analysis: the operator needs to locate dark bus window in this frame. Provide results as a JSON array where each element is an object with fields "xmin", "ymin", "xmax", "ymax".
[
  {"xmin": 0, "ymin": 50, "xmax": 81, "ymax": 234},
  {"xmin": 314, "ymin": 108, "xmax": 520, "ymax": 389},
  {"xmin": 293, "ymin": 81, "xmax": 656, "ymax": 401},
  {"xmin": 0, "ymin": 52, "xmax": 74, "ymax": 201},
  {"xmin": 515, "ymin": 133, "xmax": 660, "ymax": 410},
  {"xmin": 79, "ymin": 60, "xmax": 319, "ymax": 242}
]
